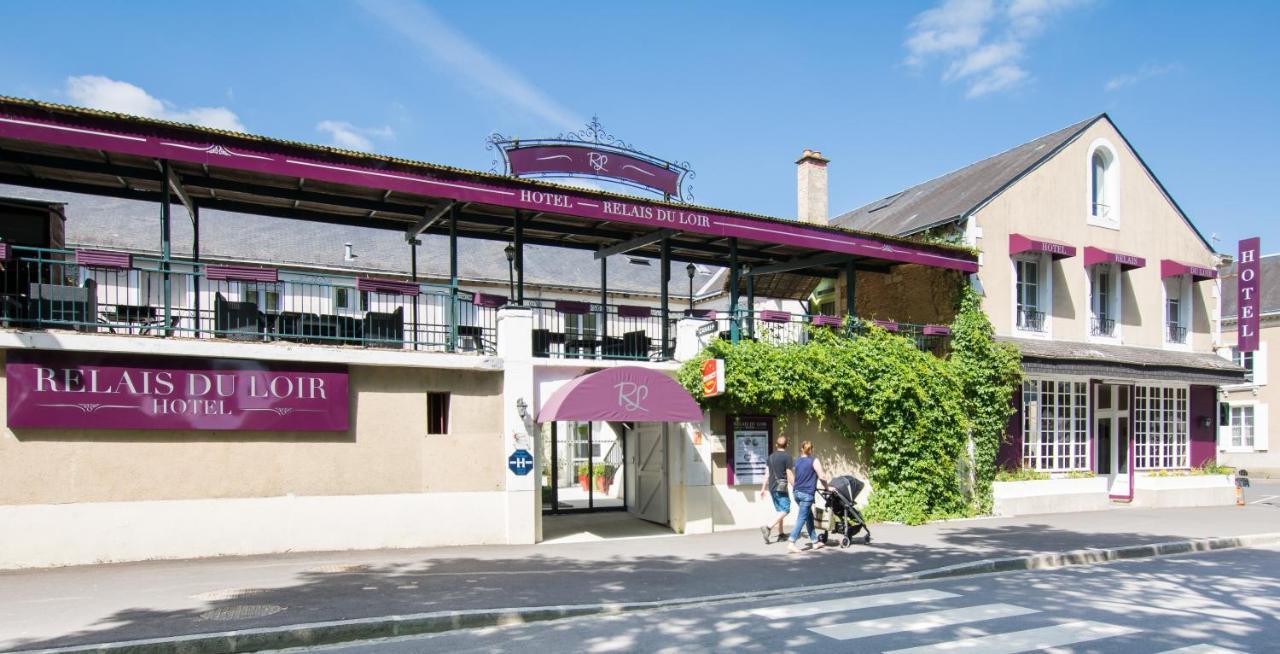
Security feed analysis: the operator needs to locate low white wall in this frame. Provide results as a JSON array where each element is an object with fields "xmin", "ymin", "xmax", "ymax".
[
  {"xmin": 0, "ymin": 491, "xmax": 507, "ymax": 570},
  {"xmin": 993, "ymin": 477, "xmax": 1111, "ymax": 516},
  {"xmin": 1131, "ymin": 474, "xmax": 1237, "ymax": 509}
]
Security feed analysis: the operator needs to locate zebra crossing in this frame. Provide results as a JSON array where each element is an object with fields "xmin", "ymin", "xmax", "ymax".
[{"xmin": 740, "ymin": 587, "xmax": 1248, "ymax": 653}]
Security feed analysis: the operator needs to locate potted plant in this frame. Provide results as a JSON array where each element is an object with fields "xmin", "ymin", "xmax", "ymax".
[
  {"xmin": 594, "ymin": 463, "xmax": 616, "ymax": 494},
  {"xmin": 577, "ymin": 463, "xmax": 591, "ymax": 492}
]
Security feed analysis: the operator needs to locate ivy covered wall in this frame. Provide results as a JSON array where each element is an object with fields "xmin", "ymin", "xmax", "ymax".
[{"xmin": 678, "ymin": 289, "xmax": 1021, "ymax": 524}]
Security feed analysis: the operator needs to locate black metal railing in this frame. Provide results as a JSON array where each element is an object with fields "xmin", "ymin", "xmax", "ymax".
[
  {"xmin": 1167, "ymin": 322, "xmax": 1187, "ymax": 344},
  {"xmin": 528, "ymin": 300, "xmax": 669, "ymax": 360},
  {"xmin": 1017, "ymin": 307, "xmax": 1046, "ymax": 332},
  {"xmin": 0, "ymin": 246, "xmax": 497, "ymax": 353},
  {"xmin": 1091, "ymin": 316, "xmax": 1116, "ymax": 337}
]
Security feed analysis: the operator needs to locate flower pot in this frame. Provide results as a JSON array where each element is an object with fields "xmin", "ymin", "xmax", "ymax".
[
  {"xmin": 595, "ymin": 476, "xmax": 612, "ymax": 494},
  {"xmin": 579, "ymin": 474, "xmax": 590, "ymax": 492}
]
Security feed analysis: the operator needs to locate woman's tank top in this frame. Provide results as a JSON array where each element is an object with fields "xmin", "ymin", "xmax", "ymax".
[{"xmin": 793, "ymin": 456, "xmax": 817, "ymax": 493}]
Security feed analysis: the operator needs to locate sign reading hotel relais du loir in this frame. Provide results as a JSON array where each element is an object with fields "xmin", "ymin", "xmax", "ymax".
[{"xmin": 6, "ymin": 352, "xmax": 349, "ymax": 431}]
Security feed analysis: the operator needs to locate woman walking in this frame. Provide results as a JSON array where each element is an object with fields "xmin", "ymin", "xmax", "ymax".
[{"xmin": 788, "ymin": 440, "xmax": 828, "ymax": 554}]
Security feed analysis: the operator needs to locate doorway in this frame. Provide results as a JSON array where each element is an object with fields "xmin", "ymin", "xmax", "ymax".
[
  {"xmin": 542, "ymin": 421, "xmax": 625, "ymax": 513},
  {"xmin": 1095, "ymin": 383, "xmax": 1132, "ymax": 499},
  {"xmin": 625, "ymin": 423, "xmax": 669, "ymax": 525}
]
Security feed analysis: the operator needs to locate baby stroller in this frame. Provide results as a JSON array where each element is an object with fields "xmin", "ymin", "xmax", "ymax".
[{"xmin": 818, "ymin": 475, "xmax": 871, "ymax": 548}]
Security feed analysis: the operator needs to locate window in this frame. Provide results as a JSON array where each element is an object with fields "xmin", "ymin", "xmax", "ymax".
[
  {"xmin": 1230, "ymin": 405, "xmax": 1255, "ymax": 449},
  {"xmin": 1091, "ymin": 151, "xmax": 1111, "ymax": 218},
  {"xmin": 335, "ymin": 287, "xmax": 353, "ymax": 310},
  {"xmin": 1087, "ymin": 141, "xmax": 1119, "ymax": 225},
  {"xmin": 1015, "ymin": 257, "xmax": 1045, "ymax": 332},
  {"xmin": 1164, "ymin": 276, "xmax": 1188, "ymax": 344},
  {"xmin": 1021, "ymin": 378, "xmax": 1089, "ymax": 471},
  {"xmin": 1233, "ymin": 348, "xmax": 1255, "ymax": 382},
  {"xmin": 1133, "ymin": 385, "xmax": 1189, "ymax": 469},
  {"xmin": 427, "ymin": 392, "xmax": 450, "ymax": 434},
  {"xmin": 1090, "ymin": 264, "xmax": 1118, "ymax": 337}
]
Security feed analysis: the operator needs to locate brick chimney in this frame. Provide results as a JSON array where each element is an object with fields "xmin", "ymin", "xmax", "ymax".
[{"xmin": 796, "ymin": 149, "xmax": 830, "ymax": 225}]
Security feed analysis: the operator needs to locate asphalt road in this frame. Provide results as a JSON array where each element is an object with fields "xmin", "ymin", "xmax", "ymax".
[{"xmin": 275, "ymin": 545, "xmax": 1280, "ymax": 654}]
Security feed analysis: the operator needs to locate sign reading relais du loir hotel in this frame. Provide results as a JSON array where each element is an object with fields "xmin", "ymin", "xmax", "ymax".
[{"xmin": 6, "ymin": 352, "xmax": 349, "ymax": 431}]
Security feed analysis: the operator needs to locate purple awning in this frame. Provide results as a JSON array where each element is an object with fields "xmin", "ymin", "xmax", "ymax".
[
  {"xmin": 554, "ymin": 300, "xmax": 591, "ymax": 314},
  {"xmin": 356, "ymin": 277, "xmax": 419, "ymax": 297},
  {"xmin": 76, "ymin": 249, "xmax": 133, "ymax": 269},
  {"xmin": 205, "ymin": 265, "xmax": 278, "ymax": 283},
  {"xmin": 616, "ymin": 305, "xmax": 651, "ymax": 318},
  {"xmin": 1083, "ymin": 246, "xmax": 1146, "ymax": 270},
  {"xmin": 758, "ymin": 309, "xmax": 791, "ymax": 323},
  {"xmin": 0, "ymin": 242, "xmax": 9, "ymax": 260},
  {"xmin": 687, "ymin": 309, "xmax": 717, "ymax": 319},
  {"xmin": 473, "ymin": 293, "xmax": 508, "ymax": 308},
  {"xmin": 1009, "ymin": 233, "xmax": 1076, "ymax": 259},
  {"xmin": 1160, "ymin": 259, "xmax": 1217, "ymax": 281},
  {"xmin": 538, "ymin": 366, "xmax": 703, "ymax": 423}
]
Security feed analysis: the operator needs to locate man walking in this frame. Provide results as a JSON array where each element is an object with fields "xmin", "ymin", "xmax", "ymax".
[{"xmin": 758, "ymin": 435, "xmax": 794, "ymax": 544}]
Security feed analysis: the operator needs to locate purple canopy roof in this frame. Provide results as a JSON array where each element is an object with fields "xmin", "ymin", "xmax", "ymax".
[{"xmin": 538, "ymin": 366, "xmax": 703, "ymax": 423}]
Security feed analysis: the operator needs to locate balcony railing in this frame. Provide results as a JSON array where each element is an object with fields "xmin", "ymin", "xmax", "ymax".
[
  {"xmin": 1016, "ymin": 307, "xmax": 1046, "ymax": 332},
  {"xmin": 529, "ymin": 300, "xmax": 672, "ymax": 361},
  {"xmin": 0, "ymin": 246, "xmax": 497, "ymax": 353},
  {"xmin": 1167, "ymin": 322, "xmax": 1188, "ymax": 344},
  {"xmin": 1091, "ymin": 316, "xmax": 1116, "ymax": 337}
]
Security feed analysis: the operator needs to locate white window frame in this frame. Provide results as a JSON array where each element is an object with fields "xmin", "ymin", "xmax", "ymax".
[
  {"xmin": 1219, "ymin": 400, "xmax": 1268, "ymax": 453},
  {"xmin": 1162, "ymin": 274, "xmax": 1192, "ymax": 350},
  {"xmin": 1087, "ymin": 262, "xmax": 1122, "ymax": 342},
  {"xmin": 1012, "ymin": 252, "xmax": 1051, "ymax": 338},
  {"xmin": 1086, "ymin": 138, "xmax": 1121, "ymax": 228},
  {"xmin": 1132, "ymin": 384, "xmax": 1190, "ymax": 470},
  {"xmin": 1021, "ymin": 376, "xmax": 1091, "ymax": 472}
]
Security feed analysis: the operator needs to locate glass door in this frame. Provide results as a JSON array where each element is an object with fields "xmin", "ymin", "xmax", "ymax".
[
  {"xmin": 541, "ymin": 421, "xmax": 626, "ymax": 513},
  {"xmin": 1095, "ymin": 384, "xmax": 1132, "ymax": 498}
]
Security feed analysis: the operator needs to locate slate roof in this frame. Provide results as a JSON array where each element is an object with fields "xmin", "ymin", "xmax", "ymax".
[
  {"xmin": 1000, "ymin": 336, "xmax": 1245, "ymax": 385},
  {"xmin": 0, "ymin": 184, "xmax": 721, "ymax": 299},
  {"xmin": 832, "ymin": 116, "xmax": 1101, "ymax": 236},
  {"xmin": 1220, "ymin": 254, "xmax": 1280, "ymax": 318}
]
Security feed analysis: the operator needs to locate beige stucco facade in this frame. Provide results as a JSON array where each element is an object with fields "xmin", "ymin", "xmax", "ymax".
[
  {"xmin": 1218, "ymin": 317, "xmax": 1277, "ymax": 474},
  {"xmin": 971, "ymin": 119, "xmax": 1218, "ymax": 350}
]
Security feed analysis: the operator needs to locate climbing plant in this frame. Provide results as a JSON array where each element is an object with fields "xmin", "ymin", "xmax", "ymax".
[{"xmin": 677, "ymin": 289, "xmax": 1021, "ymax": 524}]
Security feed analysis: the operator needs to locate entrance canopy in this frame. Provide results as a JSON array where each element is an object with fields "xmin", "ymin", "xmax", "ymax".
[{"xmin": 539, "ymin": 366, "xmax": 703, "ymax": 422}]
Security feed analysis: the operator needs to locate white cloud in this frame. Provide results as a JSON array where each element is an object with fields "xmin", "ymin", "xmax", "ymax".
[
  {"xmin": 1105, "ymin": 62, "xmax": 1181, "ymax": 92},
  {"xmin": 65, "ymin": 75, "xmax": 246, "ymax": 132},
  {"xmin": 904, "ymin": 0, "xmax": 1090, "ymax": 98},
  {"xmin": 356, "ymin": 0, "xmax": 579, "ymax": 131},
  {"xmin": 316, "ymin": 120, "xmax": 394, "ymax": 151}
]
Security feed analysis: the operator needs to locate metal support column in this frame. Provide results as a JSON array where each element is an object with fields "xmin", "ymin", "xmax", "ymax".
[
  {"xmin": 160, "ymin": 160, "xmax": 173, "ymax": 336},
  {"xmin": 728, "ymin": 238, "xmax": 740, "ymax": 344},
  {"xmin": 660, "ymin": 236, "xmax": 670, "ymax": 358},
  {"xmin": 845, "ymin": 260, "xmax": 857, "ymax": 319},
  {"xmin": 600, "ymin": 253, "xmax": 608, "ymax": 346},
  {"xmin": 192, "ymin": 204, "xmax": 200, "ymax": 337},
  {"xmin": 746, "ymin": 268, "xmax": 755, "ymax": 340},
  {"xmin": 449, "ymin": 204, "xmax": 459, "ymax": 351},
  {"xmin": 410, "ymin": 238, "xmax": 420, "ymax": 351},
  {"xmin": 514, "ymin": 210, "xmax": 525, "ymax": 305}
]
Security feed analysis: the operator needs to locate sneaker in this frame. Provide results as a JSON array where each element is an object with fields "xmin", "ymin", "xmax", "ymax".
[{"xmin": 759, "ymin": 526, "xmax": 772, "ymax": 544}]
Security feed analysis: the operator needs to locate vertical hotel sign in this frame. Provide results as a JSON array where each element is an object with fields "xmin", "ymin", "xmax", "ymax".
[{"xmin": 1239, "ymin": 237, "xmax": 1262, "ymax": 352}]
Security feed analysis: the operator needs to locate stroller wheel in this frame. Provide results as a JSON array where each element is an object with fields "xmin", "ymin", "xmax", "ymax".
[
  {"xmin": 864, "ymin": 534, "xmax": 872, "ymax": 545},
  {"xmin": 840, "ymin": 536, "xmax": 851, "ymax": 548}
]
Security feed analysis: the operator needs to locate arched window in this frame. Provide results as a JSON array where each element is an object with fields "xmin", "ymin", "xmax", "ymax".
[{"xmin": 1091, "ymin": 149, "xmax": 1112, "ymax": 218}]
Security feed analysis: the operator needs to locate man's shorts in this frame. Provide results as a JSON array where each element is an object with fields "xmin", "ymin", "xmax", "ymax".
[{"xmin": 770, "ymin": 490, "xmax": 791, "ymax": 513}]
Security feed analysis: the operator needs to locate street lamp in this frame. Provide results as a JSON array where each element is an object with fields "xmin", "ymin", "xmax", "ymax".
[
  {"xmin": 504, "ymin": 243, "xmax": 516, "ymax": 301},
  {"xmin": 686, "ymin": 262, "xmax": 697, "ymax": 315}
]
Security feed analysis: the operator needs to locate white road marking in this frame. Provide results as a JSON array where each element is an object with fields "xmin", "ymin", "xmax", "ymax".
[
  {"xmin": 746, "ymin": 589, "xmax": 959, "ymax": 620},
  {"xmin": 809, "ymin": 603, "xmax": 1037, "ymax": 641},
  {"xmin": 884, "ymin": 620, "xmax": 1139, "ymax": 654},
  {"xmin": 1249, "ymin": 494, "xmax": 1278, "ymax": 504},
  {"xmin": 1156, "ymin": 645, "xmax": 1248, "ymax": 654}
]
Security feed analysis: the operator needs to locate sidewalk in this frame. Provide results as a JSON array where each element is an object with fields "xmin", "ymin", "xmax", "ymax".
[{"xmin": 3, "ymin": 505, "xmax": 1279, "ymax": 652}]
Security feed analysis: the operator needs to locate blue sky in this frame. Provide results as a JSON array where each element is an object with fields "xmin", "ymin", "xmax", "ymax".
[{"xmin": 1, "ymin": 0, "xmax": 1277, "ymax": 253}]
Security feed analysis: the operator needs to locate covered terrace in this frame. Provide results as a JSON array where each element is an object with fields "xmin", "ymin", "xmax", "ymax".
[{"xmin": 0, "ymin": 96, "xmax": 977, "ymax": 360}]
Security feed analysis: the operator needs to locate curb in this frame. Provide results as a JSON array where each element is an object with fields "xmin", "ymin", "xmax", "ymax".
[{"xmin": 12, "ymin": 531, "xmax": 1280, "ymax": 654}]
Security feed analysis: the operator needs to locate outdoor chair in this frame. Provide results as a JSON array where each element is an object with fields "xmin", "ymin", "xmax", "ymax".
[
  {"xmin": 213, "ymin": 292, "xmax": 264, "ymax": 341},
  {"xmin": 28, "ymin": 279, "xmax": 98, "ymax": 332},
  {"xmin": 532, "ymin": 328, "xmax": 553, "ymax": 357},
  {"xmin": 363, "ymin": 306, "xmax": 404, "ymax": 348}
]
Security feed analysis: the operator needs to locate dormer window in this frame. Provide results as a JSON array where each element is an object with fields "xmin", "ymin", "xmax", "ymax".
[{"xmin": 1087, "ymin": 139, "xmax": 1119, "ymax": 227}]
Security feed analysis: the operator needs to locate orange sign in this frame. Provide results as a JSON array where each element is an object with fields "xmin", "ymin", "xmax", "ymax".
[{"xmin": 701, "ymin": 358, "xmax": 725, "ymax": 397}]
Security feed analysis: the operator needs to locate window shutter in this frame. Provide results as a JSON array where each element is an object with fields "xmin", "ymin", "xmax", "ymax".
[
  {"xmin": 1255, "ymin": 342, "xmax": 1269, "ymax": 386},
  {"xmin": 1255, "ymin": 404, "xmax": 1269, "ymax": 452}
]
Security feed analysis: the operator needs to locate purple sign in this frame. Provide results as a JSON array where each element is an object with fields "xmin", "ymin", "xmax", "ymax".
[
  {"xmin": 1238, "ymin": 237, "xmax": 1262, "ymax": 352},
  {"xmin": 6, "ymin": 352, "xmax": 349, "ymax": 431},
  {"xmin": 506, "ymin": 145, "xmax": 680, "ymax": 198},
  {"xmin": 0, "ymin": 105, "xmax": 979, "ymax": 273}
]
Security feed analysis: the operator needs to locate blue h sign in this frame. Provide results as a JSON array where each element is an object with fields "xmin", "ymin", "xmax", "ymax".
[{"xmin": 508, "ymin": 449, "xmax": 534, "ymax": 476}]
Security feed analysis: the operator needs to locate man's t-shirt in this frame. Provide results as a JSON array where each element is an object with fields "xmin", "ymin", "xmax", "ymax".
[{"xmin": 767, "ymin": 450, "xmax": 794, "ymax": 486}]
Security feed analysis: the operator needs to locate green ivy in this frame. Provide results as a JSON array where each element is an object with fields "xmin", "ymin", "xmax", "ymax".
[{"xmin": 678, "ymin": 288, "xmax": 1021, "ymax": 524}]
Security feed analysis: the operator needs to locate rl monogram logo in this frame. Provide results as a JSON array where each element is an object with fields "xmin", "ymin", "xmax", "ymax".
[
  {"xmin": 615, "ymin": 381, "xmax": 649, "ymax": 412},
  {"xmin": 588, "ymin": 152, "xmax": 608, "ymax": 172}
]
